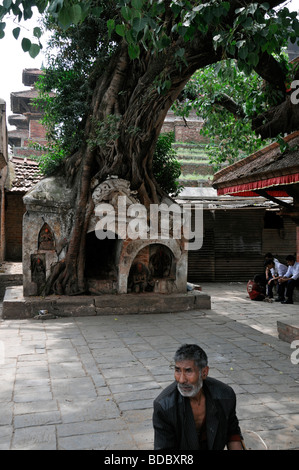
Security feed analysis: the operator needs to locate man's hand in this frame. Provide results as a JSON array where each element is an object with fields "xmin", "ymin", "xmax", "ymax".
[{"xmin": 279, "ymin": 277, "xmax": 289, "ymax": 284}]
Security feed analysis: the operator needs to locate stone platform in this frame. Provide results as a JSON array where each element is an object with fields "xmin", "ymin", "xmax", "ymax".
[
  {"xmin": 2, "ymin": 285, "xmax": 211, "ymax": 319},
  {"xmin": 277, "ymin": 320, "xmax": 299, "ymax": 343}
]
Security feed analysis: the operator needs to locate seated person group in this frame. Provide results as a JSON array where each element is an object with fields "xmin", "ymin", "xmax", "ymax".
[{"xmin": 247, "ymin": 253, "xmax": 299, "ymax": 304}]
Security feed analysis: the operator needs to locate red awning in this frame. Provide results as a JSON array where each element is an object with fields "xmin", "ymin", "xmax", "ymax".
[{"xmin": 217, "ymin": 173, "xmax": 299, "ymax": 197}]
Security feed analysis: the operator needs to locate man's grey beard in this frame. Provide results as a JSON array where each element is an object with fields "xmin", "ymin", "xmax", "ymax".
[{"xmin": 177, "ymin": 377, "xmax": 203, "ymax": 398}]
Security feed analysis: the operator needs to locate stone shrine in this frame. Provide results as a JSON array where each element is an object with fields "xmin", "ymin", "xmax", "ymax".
[{"xmin": 22, "ymin": 175, "xmax": 195, "ymax": 304}]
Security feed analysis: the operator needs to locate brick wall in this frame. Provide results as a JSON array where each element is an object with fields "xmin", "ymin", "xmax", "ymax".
[
  {"xmin": 174, "ymin": 122, "xmax": 206, "ymax": 143},
  {"xmin": 5, "ymin": 192, "xmax": 26, "ymax": 261},
  {"xmin": 161, "ymin": 113, "xmax": 207, "ymax": 143},
  {"xmin": 28, "ymin": 119, "xmax": 47, "ymax": 142},
  {"xmin": 133, "ymin": 246, "xmax": 150, "ymax": 266}
]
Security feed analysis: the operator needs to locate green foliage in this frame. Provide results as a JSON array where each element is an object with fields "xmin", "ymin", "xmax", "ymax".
[
  {"xmin": 173, "ymin": 56, "xmax": 290, "ymax": 169},
  {"xmin": 2, "ymin": 1, "xmax": 299, "ymax": 66},
  {"xmin": 213, "ymin": 3, "xmax": 299, "ymax": 74},
  {"xmin": 35, "ymin": 67, "xmax": 91, "ymax": 155},
  {"xmin": 32, "ymin": 128, "xmax": 182, "ymax": 197},
  {"xmin": 3, "ymin": 1, "xmax": 299, "ymax": 177},
  {"xmin": 111, "ymin": 0, "xmax": 231, "ymax": 60},
  {"xmin": 152, "ymin": 132, "xmax": 182, "ymax": 197},
  {"xmin": 87, "ymin": 115, "xmax": 122, "ymax": 150},
  {"xmin": 30, "ymin": 140, "xmax": 67, "ymax": 175},
  {"xmin": 33, "ymin": 8, "xmax": 115, "ymax": 156}
]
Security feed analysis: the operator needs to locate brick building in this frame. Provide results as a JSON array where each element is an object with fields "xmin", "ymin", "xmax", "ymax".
[{"xmin": 2, "ymin": 69, "xmax": 45, "ymax": 261}]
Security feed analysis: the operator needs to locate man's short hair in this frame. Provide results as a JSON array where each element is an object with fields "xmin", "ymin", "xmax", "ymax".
[
  {"xmin": 265, "ymin": 260, "xmax": 274, "ymax": 266},
  {"xmin": 174, "ymin": 344, "xmax": 208, "ymax": 370},
  {"xmin": 286, "ymin": 255, "xmax": 296, "ymax": 262}
]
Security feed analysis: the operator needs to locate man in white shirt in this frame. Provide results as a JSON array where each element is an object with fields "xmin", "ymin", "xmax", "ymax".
[
  {"xmin": 265, "ymin": 259, "xmax": 287, "ymax": 298},
  {"xmin": 277, "ymin": 255, "xmax": 299, "ymax": 304}
]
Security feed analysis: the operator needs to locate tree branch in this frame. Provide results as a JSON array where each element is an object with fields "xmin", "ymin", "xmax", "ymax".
[
  {"xmin": 214, "ymin": 93, "xmax": 246, "ymax": 118},
  {"xmin": 254, "ymin": 52, "xmax": 286, "ymax": 94},
  {"xmin": 252, "ymin": 96, "xmax": 299, "ymax": 139}
]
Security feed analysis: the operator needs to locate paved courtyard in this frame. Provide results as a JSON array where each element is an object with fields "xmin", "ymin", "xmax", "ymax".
[{"xmin": 0, "ymin": 282, "xmax": 298, "ymax": 450}]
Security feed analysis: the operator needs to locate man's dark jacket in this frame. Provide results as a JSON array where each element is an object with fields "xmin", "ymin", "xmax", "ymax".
[{"xmin": 153, "ymin": 377, "xmax": 242, "ymax": 450}]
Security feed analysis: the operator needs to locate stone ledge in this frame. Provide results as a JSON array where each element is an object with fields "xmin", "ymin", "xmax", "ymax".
[
  {"xmin": 277, "ymin": 320, "xmax": 299, "ymax": 343},
  {"xmin": 2, "ymin": 286, "xmax": 211, "ymax": 319},
  {"xmin": 0, "ymin": 274, "xmax": 23, "ymax": 300}
]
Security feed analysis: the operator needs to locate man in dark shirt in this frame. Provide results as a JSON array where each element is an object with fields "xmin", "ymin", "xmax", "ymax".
[{"xmin": 153, "ymin": 344, "xmax": 243, "ymax": 450}]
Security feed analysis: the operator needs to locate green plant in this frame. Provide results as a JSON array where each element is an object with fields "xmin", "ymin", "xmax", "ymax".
[
  {"xmin": 152, "ymin": 132, "xmax": 183, "ymax": 197},
  {"xmin": 29, "ymin": 140, "xmax": 68, "ymax": 176},
  {"xmin": 173, "ymin": 55, "xmax": 291, "ymax": 169}
]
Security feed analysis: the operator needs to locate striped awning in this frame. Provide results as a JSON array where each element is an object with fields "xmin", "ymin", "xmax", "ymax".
[{"xmin": 216, "ymin": 172, "xmax": 299, "ymax": 197}]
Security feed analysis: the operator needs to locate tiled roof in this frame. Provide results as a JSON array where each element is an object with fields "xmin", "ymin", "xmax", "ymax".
[
  {"xmin": 6, "ymin": 156, "xmax": 43, "ymax": 192},
  {"xmin": 213, "ymin": 131, "xmax": 299, "ymax": 188}
]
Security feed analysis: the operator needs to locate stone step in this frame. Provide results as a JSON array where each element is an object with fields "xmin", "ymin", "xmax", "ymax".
[
  {"xmin": 0, "ymin": 262, "xmax": 23, "ymax": 300},
  {"xmin": 177, "ymin": 154, "xmax": 210, "ymax": 161},
  {"xmin": 2, "ymin": 286, "xmax": 211, "ymax": 319},
  {"xmin": 175, "ymin": 149, "xmax": 210, "ymax": 159},
  {"xmin": 172, "ymin": 142, "xmax": 208, "ymax": 149},
  {"xmin": 179, "ymin": 162, "xmax": 214, "ymax": 176},
  {"xmin": 178, "ymin": 177, "xmax": 213, "ymax": 188}
]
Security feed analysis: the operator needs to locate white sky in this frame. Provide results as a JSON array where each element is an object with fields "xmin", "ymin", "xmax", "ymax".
[
  {"xmin": 0, "ymin": 0, "xmax": 299, "ymax": 129},
  {"xmin": 0, "ymin": 11, "xmax": 46, "ymax": 126}
]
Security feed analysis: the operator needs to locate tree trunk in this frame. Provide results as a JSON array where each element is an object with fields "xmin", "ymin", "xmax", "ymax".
[{"xmin": 44, "ymin": 35, "xmax": 222, "ymax": 295}]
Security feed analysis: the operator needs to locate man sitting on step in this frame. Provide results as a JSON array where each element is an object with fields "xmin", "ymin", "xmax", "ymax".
[{"xmin": 276, "ymin": 255, "xmax": 299, "ymax": 304}]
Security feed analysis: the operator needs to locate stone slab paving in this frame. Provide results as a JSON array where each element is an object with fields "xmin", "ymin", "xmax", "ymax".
[{"xmin": 0, "ymin": 283, "xmax": 298, "ymax": 450}]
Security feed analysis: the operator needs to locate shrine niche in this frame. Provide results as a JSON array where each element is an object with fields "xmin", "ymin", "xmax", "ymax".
[
  {"xmin": 31, "ymin": 254, "xmax": 46, "ymax": 294},
  {"xmin": 149, "ymin": 244, "xmax": 174, "ymax": 279},
  {"xmin": 127, "ymin": 243, "xmax": 177, "ymax": 294},
  {"xmin": 84, "ymin": 230, "xmax": 121, "ymax": 294},
  {"xmin": 38, "ymin": 223, "xmax": 55, "ymax": 251},
  {"xmin": 128, "ymin": 262, "xmax": 152, "ymax": 293}
]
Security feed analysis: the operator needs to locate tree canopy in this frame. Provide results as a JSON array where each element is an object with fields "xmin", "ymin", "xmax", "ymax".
[
  {"xmin": 173, "ymin": 52, "xmax": 292, "ymax": 168},
  {"xmin": 2, "ymin": 1, "xmax": 299, "ymax": 149}
]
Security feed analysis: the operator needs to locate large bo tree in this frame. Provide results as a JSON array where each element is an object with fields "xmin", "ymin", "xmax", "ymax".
[{"xmin": 1, "ymin": 0, "xmax": 299, "ymax": 295}]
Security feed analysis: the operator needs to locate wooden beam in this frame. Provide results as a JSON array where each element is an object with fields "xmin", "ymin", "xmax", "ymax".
[{"xmin": 255, "ymin": 189, "xmax": 293, "ymax": 210}]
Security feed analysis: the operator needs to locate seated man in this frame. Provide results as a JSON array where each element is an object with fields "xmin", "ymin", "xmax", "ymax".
[
  {"xmin": 277, "ymin": 255, "xmax": 299, "ymax": 304},
  {"xmin": 153, "ymin": 344, "xmax": 243, "ymax": 450},
  {"xmin": 265, "ymin": 259, "xmax": 287, "ymax": 298}
]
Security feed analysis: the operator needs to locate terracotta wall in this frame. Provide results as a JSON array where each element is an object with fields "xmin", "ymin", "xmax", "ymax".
[{"xmin": 5, "ymin": 192, "xmax": 26, "ymax": 261}]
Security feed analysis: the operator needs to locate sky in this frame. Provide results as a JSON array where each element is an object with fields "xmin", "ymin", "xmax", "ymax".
[
  {"xmin": 0, "ymin": 9, "xmax": 47, "ymax": 128},
  {"xmin": 1, "ymin": 0, "xmax": 299, "ymax": 129}
]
